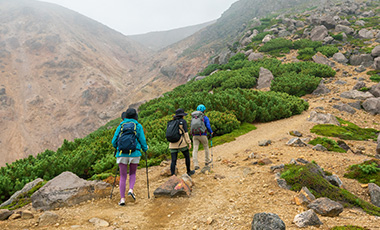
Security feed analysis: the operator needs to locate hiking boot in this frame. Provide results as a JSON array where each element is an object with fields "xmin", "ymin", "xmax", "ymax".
[
  {"xmin": 187, "ymin": 170, "xmax": 195, "ymax": 176},
  {"xmin": 127, "ymin": 192, "xmax": 136, "ymax": 202},
  {"xmin": 194, "ymin": 166, "xmax": 200, "ymax": 170}
]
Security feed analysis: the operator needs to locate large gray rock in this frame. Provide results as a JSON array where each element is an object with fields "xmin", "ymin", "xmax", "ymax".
[
  {"xmin": 307, "ymin": 197, "xmax": 344, "ymax": 217},
  {"xmin": 333, "ymin": 103, "xmax": 356, "ymax": 114},
  {"xmin": 374, "ymin": 57, "xmax": 380, "ymax": 70},
  {"xmin": 320, "ymin": 16, "xmax": 337, "ymax": 29},
  {"xmin": 307, "ymin": 111, "xmax": 340, "ymax": 126},
  {"xmin": 350, "ymin": 54, "xmax": 374, "ymax": 67},
  {"xmin": 310, "ymin": 25, "xmax": 328, "ymax": 41},
  {"xmin": 251, "ymin": 213, "xmax": 285, "ymax": 230},
  {"xmin": 362, "ymin": 98, "xmax": 380, "ymax": 115},
  {"xmin": 257, "ymin": 67, "xmax": 274, "ymax": 89},
  {"xmin": 293, "ymin": 209, "xmax": 323, "ymax": 228},
  {"xmin": 370, "ymin": 82, "xmax": 380, "ymax": 97},
  {"xmin": 371, "ymin": 46, "xmax": 380, "ymax": 58},
  {"xmin": 333, "ymin": 52, "xmax": 348, "ymax": 63},
  {"xmin": 248, "ymin": 52, "xmax": 264, "ymax": 61},
  {"xmin": 312, "ymin": 80, "xmax": 331, "ymax": 95},
  {"xmin": 358, "ymin": 29, "xmax": 374, "ymax": 39},
  {"xmin": 31, "ymin": 171, "xmax": 111, "ymax": 211},
  {"xmin": 368, "ymin": 183, "xmax": 380, "ymax": 207},
  {"xmin": 312, "ymin": 54, "xmax": 334, "ymax": 67},
  {"xmin": 352, "ymin": 81, "xmax": 366, "ymax": 90},
  {"xmin": 335, "ymin": 24, "xmax": 354, "ymax": 35},
  {"xmin": 340, "ymin": 90, "xmax": 374, "ymax": 100},
  {"xmin": 0, "ymin": 209, "xmax": 14, "ymax": 221},
  {"xmin": 0, "ymin": 178, "xmax": 43, "ymax": 208}
]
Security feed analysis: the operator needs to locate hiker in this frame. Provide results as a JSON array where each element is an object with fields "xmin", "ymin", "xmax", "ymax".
[
  {"xmin": 112, "ymin": 108, "xmax": 148, "ymax": 206},
  {"xmin": 191, "ymin": 104, "xmax": 213, "ymax": 170},
  {"xmin": 167, "ymin": 108, "xmax": 195, "ymax": 177}
]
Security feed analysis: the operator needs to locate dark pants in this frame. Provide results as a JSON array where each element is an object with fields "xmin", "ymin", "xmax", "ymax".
[{"xmin": 170, "ymin": 147, "xmax": 191, "ymax": 175}]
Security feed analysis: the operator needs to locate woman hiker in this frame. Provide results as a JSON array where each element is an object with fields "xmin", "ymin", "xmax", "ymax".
[
  {"xmin": 112, "ymin": 108, "xmax": 148, "ymax": 206},
  {"xmin": 169, "ymin": 108, "xmax": 195, "ymax": 177}
]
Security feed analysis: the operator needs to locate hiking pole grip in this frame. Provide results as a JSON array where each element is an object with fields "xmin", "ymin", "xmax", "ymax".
[{"xmin": 145, "ymin": 151, "xmax": 150, "ymax": 199}]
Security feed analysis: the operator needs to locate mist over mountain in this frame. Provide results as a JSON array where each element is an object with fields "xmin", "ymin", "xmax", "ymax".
[{"xmin": 128, "ymin": 20, "xmax": 216, "ymax": 51}]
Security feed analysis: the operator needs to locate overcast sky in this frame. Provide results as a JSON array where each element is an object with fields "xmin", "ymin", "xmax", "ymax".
[{"xmin": 38, "ymin": 0, "xmax": 240, "ymax": 35}]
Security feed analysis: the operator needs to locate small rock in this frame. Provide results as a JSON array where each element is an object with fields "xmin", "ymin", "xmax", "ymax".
[
  {"xmin": 206, "ymin": 217, "xmax": 213, "ymax": 225},
  {"xmin": 89, "ymin": 217, "xmax": 110, "ymax": 227}
]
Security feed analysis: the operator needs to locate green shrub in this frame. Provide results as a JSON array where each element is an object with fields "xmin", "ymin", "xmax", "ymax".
[
  {"xmin": 259, "ymin": 38, "xmax": 293, "ymax": 56},
  {"xmin": 317, "ymin": 46, "xmax": 339, "ymax": 57},
  {"xmin": 297, "ymin": 47, "xmax": 316, "ymax": 61},
  {"xmin": 310, "ymin": 118, "xmax": 379, "ymax": 141},
  {"xmin": 252, "ymin": 31, "xmax": 272, "ymax": 41},
  {"xmin": 331, "ymin": 33, "xmax": 344, "ymax": 41},
  {"xmin": 198, "ymin": 64, "xmax": 220, "ymax": 76},
  {"xmin": 281, "ymin": 163, "xmax": 380, "ymax": 216},
  {"xmin": 293, "ymin": 39, "xmax": 322, "ymax": 49},
  {"xmin": 308, "ymin": 137, "xmax": 346, "ymax": 153},
  {"xmin": 330, "ymin": 226, "xmax": 370, "ymax": 230},
  {"xmin": 271, "ymin": 71, "xmax": 321, "ymax": 97},
  {"xmin": 344, "ymin": 160, "xmax": 380, "ymax": 186}
]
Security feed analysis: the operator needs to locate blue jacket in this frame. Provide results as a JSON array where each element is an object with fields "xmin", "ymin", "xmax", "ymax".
[
  {"xmin": 194, "ymin": 115, "xmax": 213, "ymax": 136},
  {"xmin": 112, "ymin": 118, "xmax": 148, "ymax": 157}
]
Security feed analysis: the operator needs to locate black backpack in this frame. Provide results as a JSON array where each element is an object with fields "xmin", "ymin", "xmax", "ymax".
[
  {"xmin": 166, "ymin": 119, "xmax": 183, "ymax": 143},
  {"xmin": 117, "ymin": 122, "xmax": 137, "ymax": 154}
]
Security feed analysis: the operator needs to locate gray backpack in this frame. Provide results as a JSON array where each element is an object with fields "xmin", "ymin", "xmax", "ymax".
[{"xmin": 191, "ymin": 111, "xmax": 206, "ymax": 135}]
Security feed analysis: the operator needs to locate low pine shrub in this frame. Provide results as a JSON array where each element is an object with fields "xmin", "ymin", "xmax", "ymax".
[
  {"xmin": 297, "ymin": 47, "xmax": 316, "ymax": 61},
  {"xmin": 316, "ymin": 46, "xmax": 339, "ymax": 57},
  {"xmin": 271, "ymin": 71, "xmax": 320, "ymax": 97}
]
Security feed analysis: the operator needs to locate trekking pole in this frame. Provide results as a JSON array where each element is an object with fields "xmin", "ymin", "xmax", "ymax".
[
  {"xmin": 210, "ymin": 135, "xmax": 213, "ymax": 168},
  {"xmin": 144, "ymin": 151, "xmax": 150, "ymax": 198},
  {"xmin": 110, "ymin": 149, "xmax": 118, "ymax": 199}
]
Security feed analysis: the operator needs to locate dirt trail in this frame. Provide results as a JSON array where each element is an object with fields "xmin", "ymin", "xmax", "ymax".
[{"xmin": 2, "ymin": 63, "xmax": 380, "ymax": 229}]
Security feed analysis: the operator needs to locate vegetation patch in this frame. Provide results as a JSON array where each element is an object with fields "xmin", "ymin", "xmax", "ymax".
[
  {"xmin": 344, "ymin": 159, "xmax": 380, "ymax": 186},
  {"xmin": 367, "ymin": 70, "xmax": 380, "ymax": 83},
  {"xmin": 308, "ymin": 137, "xmax": 346, "ymax": 153},
  {"xmin": 0, "ymin": 181, "xmax": 46, "ymax": 210},
  {"xmin": 281, "ymin": 163, "xmax": 380, "ymax": 216},
  {"xmin": 310, "ymin": 118, "xmax": 379, "ymax": 141}
]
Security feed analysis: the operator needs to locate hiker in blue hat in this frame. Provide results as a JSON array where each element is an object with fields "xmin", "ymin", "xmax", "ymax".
[{"xmin": 191, "ymin": 104, "xmax": 213, "ymax": 170}]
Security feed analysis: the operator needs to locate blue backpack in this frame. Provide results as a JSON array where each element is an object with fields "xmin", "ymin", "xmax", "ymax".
[{"xmin": 117, "ymin": 122, "xmax": 137, "ymax": 154}]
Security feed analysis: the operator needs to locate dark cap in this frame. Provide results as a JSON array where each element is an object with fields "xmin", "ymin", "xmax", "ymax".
[
  {"xmin": 125, "ymin": 108, "xmax": 138, "ymax": 120},
  {"xmin": 174, "ymin": 108, "xmax": 187, "ymax": 117}
]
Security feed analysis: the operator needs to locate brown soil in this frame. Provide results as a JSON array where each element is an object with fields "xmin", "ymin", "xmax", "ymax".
[{"xmin": 1, "ymin": 61, "xmax": 380, "ymax": 230}]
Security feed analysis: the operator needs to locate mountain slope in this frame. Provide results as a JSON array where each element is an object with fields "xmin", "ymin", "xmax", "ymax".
[
  {"xmin": 128, "ymin": 20, "xmax": 216, "ymax": 51},
  {"xmin": 0, "ymin": 0, "xmax": 159, "ymax": 166}
]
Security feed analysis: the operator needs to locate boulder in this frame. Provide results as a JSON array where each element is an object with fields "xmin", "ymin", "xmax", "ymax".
[
  {"xmin": 326, "ymin": 174, "xmax": 343, "ymax": 188},
  {"xmin": 333, "ymin": 103, "xmax": 356, "ymax": 114},
  {"xmin": 307, "ymin": 111, "xmax": 340, "ymax": 126},
  {"xmin": 362, "ymin": 98, "xmax": 380, "ymax": 115},
  {"xmin": 153, "ymin": 175, "xmax": 191, "ymax": 197},
  {"xmin": 358, "ymin": 29, "xmax": 374, "ymax": 39},
  {"xmin": 375, "ymin": 57, "xmax": 380, "ymax": 70},
  {"xmin": 251, "ymin": 213, "xmax": 285, "ymax": 230},
  {"xmin": 0, "ymin": 178, "xmax": 43, "ymax": 208},
  {"xmin": 368, "ymin": 183, "xmax": 380, "ymax": 207},
  {"xmin": 294, "ymin": 187, "xmax": 316, "ymax": 206},
  {"xmin": 310, "ymin": 25, "xmax": 328, "ymax": 41},
  {"xmin": 262, "ymin": 34, "xmax": 274, "ymax": 43},
  {"xmin": 312, "ymin": 144, "xmax": 327, "ymax": 152},
  {"xmin": 355, "ymin": 20, "xmax": 365, "ymax": 26},
  {"xmin": 0, "ymin": 209, "xmax": 14, "ymax": 221},
  {"xmin": 38, "ymin": 211, "xmax": 59, "ymax": 226},
  {"xmin": 257, "ymin": 67, "xmax": 274, "ymax": 89},
  {"xmin": 307, "ymin": 197, "xmax": 344, "ymax": 217},
  {"xmin": 333, "ymin": 52, "xmax": 348, "ymax": 63},
  {"xmin": 31, "ymin": 171, "xmax": 111, "ymax": 211},
  {"xmin": 248, "ymin": 52, "xmax": 264, "ymax": 61},
  {"xmin": 350, "ymin": 54, "xmax": 374, "ymax": 67},
  {"xmin": 320, "ymin": 16, "xmax": 337, "ymax": 29},
  {"xmin": 340, "ymin": 90, "xmax": 374, "ymax": 100},
  {"xmin": 312, "ymin": 80, "xmax": 331, "ymax": 95},
  {"xmin": 371, "ymin": 45, "xmax": 380, "ymax": 58},
  {"xmin": 352, "ymin": 81, "xmax": 366, "ymax": 90},
  {"xmin": 286, "ymin": 138, "xmax": 307, "ymax": 147},
  {"xmin": 312, "ymin": 54, "xmax": 334, "ymax": 67},
  {"xmin": 335, "ymin": 24, "xmax": 354, "ymax": 35},
  {"xmin": 293, "ymin": 209, "xmax": 323, "ymax": 228}
]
